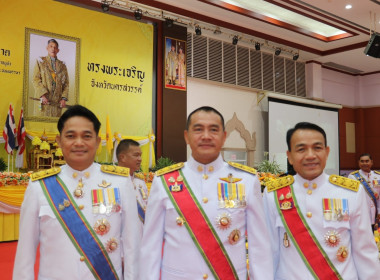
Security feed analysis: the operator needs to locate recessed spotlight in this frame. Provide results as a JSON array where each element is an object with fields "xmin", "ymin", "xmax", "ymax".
[
  {"xmin": 345, "ymin": 4, "xmax": 352, "ymax": 9},
  {"xmin": 293, "ymin": 53, "xmax": 299, "ymax": 61},
  {"xmin": 275, "ymin": 48, "xmax": 281, "ymax": 56}
]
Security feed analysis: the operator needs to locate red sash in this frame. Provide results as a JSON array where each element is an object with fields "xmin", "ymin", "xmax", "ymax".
[
  {"xmin": 161, "ymin": 170, "xmax": 238, "ymax": 280},
  {"xmin": 275, "ymin": 185, "xmax": 342, "ymax": 280}
]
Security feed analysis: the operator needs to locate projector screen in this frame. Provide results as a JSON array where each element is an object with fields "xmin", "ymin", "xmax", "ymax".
[{"xmin": 268, "ymin": 97, "xmax": 340, "ymax": 175}]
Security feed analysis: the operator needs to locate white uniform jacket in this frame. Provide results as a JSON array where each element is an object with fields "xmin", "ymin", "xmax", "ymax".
[
  {"xmin": 348, "ymin": 170, "xmax": 380, "ymax": 224},
  {"xmin": 13, "ymin": 163, "xmax": 140, "ymax": 280},
  {"xmin": 131, "ymin": 173, "xmax": 149, "ymax": 233},
  {"xmin": 139, "ymin": 155, "xmax": 273, "ymax": 280},
  {"xmin": 263, "ymin": 173, "xmax": 380, "ymax": 280}
]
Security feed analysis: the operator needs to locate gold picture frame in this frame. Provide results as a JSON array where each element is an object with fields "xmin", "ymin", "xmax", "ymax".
[{"xmin": 23, "ymin": 28, "xmax": 80, "ymax": 122}]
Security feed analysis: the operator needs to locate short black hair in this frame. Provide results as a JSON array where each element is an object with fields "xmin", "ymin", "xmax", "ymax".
[
  {"xmin": 47, "ymin": 39, "xmax": 59, "ymax": 47},
  {"xmin": 186, "ymin": 106, "xmax": 225, "ymax": 131},
  {"xmin": 116, "ymin": 139, "xmax": 140, "ymax": 160},
  {"xmin": 286, "ymin": 122, "xmax": 327, "ymax": 151},
  {"xmin": 359, "ymin": 153, "xmax": 372, "ymax": 160},
  {"xmin": 57, "ymin": 105, "xmax": 101, "ymax": 134}
]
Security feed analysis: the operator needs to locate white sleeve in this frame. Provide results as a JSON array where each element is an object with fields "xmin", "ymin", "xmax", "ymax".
[
  {"xmin": 350, "ymin": 186, "xmax": 380, "ymax": 279},
  {"xmin": 139, "ymin": 176, "xmax": 166, "ymax": 280},
  {"xmin": 122, "ymin": 176, "xmax": 141, "ymax": 280},
  {"xmin": 12, "ymin": 180, "xmax": 40, "ymax": 280},
  {"xmin": 247, "ymin": 177, "xmax": 274, "ymax": 279},
  {"xmin": 262, "ymin": 188, "xmax": 281, "ymax": 275}
]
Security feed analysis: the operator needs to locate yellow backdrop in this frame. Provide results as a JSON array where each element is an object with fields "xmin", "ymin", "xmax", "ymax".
[{"xmin": 0, "ymin": 0, "xmax": 154, "ymax": 171}]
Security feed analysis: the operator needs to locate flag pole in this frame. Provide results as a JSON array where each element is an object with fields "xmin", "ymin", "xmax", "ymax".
[{"xmin": 7, "ymin": 154, "xmax": 10, "ymax": 172}]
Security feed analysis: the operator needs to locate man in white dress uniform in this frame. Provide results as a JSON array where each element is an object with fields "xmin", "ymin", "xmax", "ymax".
[
  {"xmin": 263, "ymin": 122, "xmax": 380, "ymax": 280},
  {"xmin": 139, "ymin": 106, "xmax": 273, "ymax": 280},
  {"xmin": 13, "ymin": 105, "xmax": 140, "ymax": 280}
]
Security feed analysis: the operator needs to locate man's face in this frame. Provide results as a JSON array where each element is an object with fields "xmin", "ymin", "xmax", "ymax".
[
  {"xmin": 118, "ymin": 145, "xmax": 142, "ymax": 174},
  {"xmin": 184, "ymin": 111, "xmax": 226, "ymax": 164},
  {"xmin": 287, "ymin": 129, "xmax": 330, "ymax": 181},
  {"xmin": 56, "ymin": 116, "xmax": 100, "ymax": 171},
  {"xmin": 359, "ymin": 155, "xmax": 373, "ymax": 173},
  {"xmin": 47, "ymin": 42, "xmax": 59, "ymax": 58}
]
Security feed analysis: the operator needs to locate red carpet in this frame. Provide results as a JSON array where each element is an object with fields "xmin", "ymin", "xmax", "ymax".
[{"xmin": 0, "ymin": 241, "xmax": 39, "ymax": 280}]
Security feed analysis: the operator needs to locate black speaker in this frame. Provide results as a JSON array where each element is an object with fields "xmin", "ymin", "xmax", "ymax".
[{"xmin": 364, "ymin": 32, "xmax": 380, "ymax": 58}]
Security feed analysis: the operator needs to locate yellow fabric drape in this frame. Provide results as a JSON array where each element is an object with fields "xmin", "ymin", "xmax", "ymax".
[{"xmin": 0, "ymin": 186, "xmax": 27, "ymax": 207}]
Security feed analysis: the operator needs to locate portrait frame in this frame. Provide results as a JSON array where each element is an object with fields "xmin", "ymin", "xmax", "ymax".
[
  {"xmin": 23, "ymin": 28, "xmax": 80, "ymax": 122},
  {"xmin": 164, "ymin": 37, "xmax": 186, "ymax": 91}
]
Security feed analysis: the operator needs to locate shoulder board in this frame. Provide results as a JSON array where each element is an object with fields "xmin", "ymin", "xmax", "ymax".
[
  {"xmin": 329, "ymin": 175, "xmax": 359, "ymax": 192},
  {"xmin": 266, "ymin": 175, "xmax": 294, "ymax": 192},
  {"xmin": 228, "ymin": 162, "xmax": 256, "ymax": 175},
  {"xmin": 101, "ymin": 165, "xmax": 130, "ymax": 177},
  {"xmin": 134, "ymin": 172, "xmax": 145, "ymax": 180},
  {"xmin": 155, "ymin": 163, "xmax": 184, "ymax": 176},
  {"xmin": 349, "ymin": 170, "xmax": 359, "ymax": 175},
  {"xmin": 374, "ymin": 171, "xmax": 380, "ymax": 175},
  {"xmin": 30, "ymin": 167, "xmax": 61, "ymax": 182}
]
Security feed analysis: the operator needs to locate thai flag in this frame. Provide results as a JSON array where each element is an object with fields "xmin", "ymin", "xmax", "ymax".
[
  {"xmin": 3, "ymin": 104, "xmax": 16, "ymax": 155},
  {"xmin": 16, "ymin": 108, "xmax": 26, "ymax": 168}
]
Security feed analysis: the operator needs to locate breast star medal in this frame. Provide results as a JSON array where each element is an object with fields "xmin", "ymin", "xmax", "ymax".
[
  {"xmin": 324, "ymin": 230, "xmax": 341, "ymax": 247},
  {"xmin": 215, "ymin": 213, "xmax": 232, "ymax": 230},
  {"xmin": 93, "ymin": 218, "xmax": 110, "ymax": 236},
  {"xmin": 106, "ymin": 238, "xmax": 118, "ymax": 252}
]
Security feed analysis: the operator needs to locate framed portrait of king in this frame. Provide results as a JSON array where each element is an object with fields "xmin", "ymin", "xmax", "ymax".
[
  {"xmin": 23, "ymin": 28, "xmax": 80, "ymax": 122},
  {"xmin": 164, "ymin": 37, "xmax": 186, "ymax": 91}
]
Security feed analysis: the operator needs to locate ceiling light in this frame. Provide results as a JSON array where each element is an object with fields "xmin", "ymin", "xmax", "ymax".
[
  {"xmin": 293, "ymin": 53, "xmax": 299, "ymax": 61},
  {"xmin": 275, "ymin": 48, "xmax": 281, "ymax": 56},
  {"xmin": 134, "ymin": 9, "xmax": 143, "ymax": 20},
  {"xmin": 345, "ymin": 4, "xmax": 352, "ymax": 9},
  {"xmin": 195, "ymin": 26, "xmax": 202, "ymax": 36},
  {"xmin": 232, "ymin": 35, "xmax": 239, "ymax": 45},
  {"xmin": 255, "ymin": 42, "xmax": 261, "ymax": 51},
  {"xmin": 165, "ymin": 18, "xmax": 174, "ymax": 28},
  {"xmin": 101, "ymin": 1, "xmax": 109, "ymax": 12}
]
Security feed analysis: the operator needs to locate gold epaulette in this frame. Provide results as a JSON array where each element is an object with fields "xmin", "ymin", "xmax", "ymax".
[
  {"xmin": 134, "ymin": 172, "xmax": 145, "ymax": 180},
  {"xmin": 266, "ymin": 175, "xmax": 294, "ymax": 192},
  {"xmin": 349, "ymin": 170, "xmax": 359, "ymax": 176},
  {"xmin": 228, "ymin": 162, "xmax": 256, "ymax": 175},
  {"xmin": 101, "ymin": 165, "xmax": 130, "ymax": 177},
  {"xmin": 374, "ymin": 170, "xmax": 380, "ymax": 175},
  {"xmin": 30, "ymin": 167, "xmax": 61, "ymax": 182},
  {"xmin": 329, "ymin": 174, "xmax": 359, "ymax": 192},
  {"xmin": 155, "ymin": 163, "xmax": 184, "ymax": 176}
]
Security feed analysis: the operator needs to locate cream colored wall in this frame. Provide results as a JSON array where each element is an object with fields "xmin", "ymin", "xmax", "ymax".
[{"xmin": 186, "ymin": 77, "xmax": 267, "ymax": 166}]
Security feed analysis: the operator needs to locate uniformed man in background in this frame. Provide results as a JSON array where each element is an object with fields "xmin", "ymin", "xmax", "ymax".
[
  {"xmin": 263, "ymin": 122, "xmax": 380, "ymax": 279},
  {"xmin": 139, "ymin": 106, "xmax": 273, "ymax": 279},
  {"xmin": 13, "ymin": 105, "xmax": 140, "ymax": 280},
  {"xmin": 116, "ymin": 139, "xmax": 148, "ymax": 229},
  {"xmin": 348, "ymin": 153, "xmax": 380, "ymax": 229}
]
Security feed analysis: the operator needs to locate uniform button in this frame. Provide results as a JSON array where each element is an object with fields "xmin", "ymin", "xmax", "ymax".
[
  {"xmin": 80, "ymin": 256, "xmax": 85, "ymax": 261},
  {"xmin": 203, "ymin": 273, "xmax": 208, "ymax": 279},
  {"xmin": 303, "ymin": 182, "xmax": 309, "ymax": 188},
  {"xmin": 306, "ymin": 212, "xmax": 312, "ymax": 218},
  {"xmin": 78, "ymin": 205, "xmax": 84, "ymax": 210},
  {"xmin": 307, "ymin": 190, "xmax": 312, "ymax": 195},
  {"xmin": 203, "ymin": 197, "xmax": 208, "ymax": 203},
  {"xmin": 312, "ymin": 183, "xmax": 317, "ymax": 189},
  {"xmin": 202, "ymin": 174, "xmax": 209, "ymax": 180}
]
